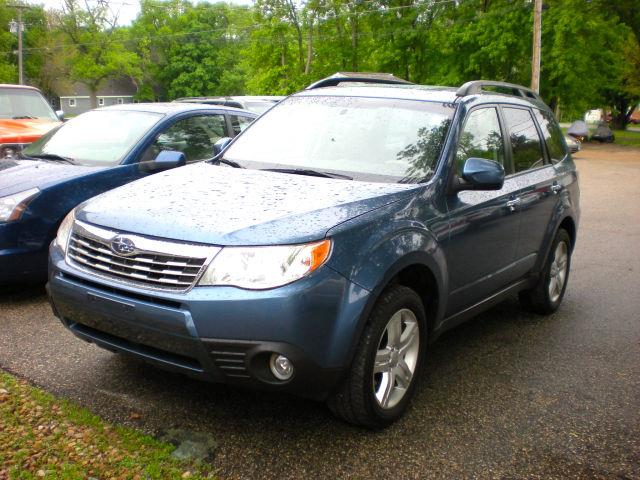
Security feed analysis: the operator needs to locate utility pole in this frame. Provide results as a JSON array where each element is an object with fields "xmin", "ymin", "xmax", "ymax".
[
  {"xmin": 531, "ymin": 0, "xmax": 542, "ymax": 93},
  {"xmin": 8, "ymin": 4, "xmax": 29, "ymax": 85}
]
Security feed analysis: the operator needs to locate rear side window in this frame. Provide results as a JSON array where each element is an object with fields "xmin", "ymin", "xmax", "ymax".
[
  {"xmin": 502, "ymin": 107, "xmax": 545, "ymax": 173},
  {"xmin": 229, "ymin": 115, "xmax": 254, "ymax": 136},
  {"xmin": 455, "ymin": 107, "xmax": 505, "ymax": 175},
  {"xmin": 533, "ymin": 109, "xmax": 567, "ymax": 163}
]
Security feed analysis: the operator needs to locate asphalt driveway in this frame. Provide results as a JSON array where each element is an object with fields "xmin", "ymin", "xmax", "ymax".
[{"xmin": 1, "ymin": 144, "xmax": 639, "ymax": 479}]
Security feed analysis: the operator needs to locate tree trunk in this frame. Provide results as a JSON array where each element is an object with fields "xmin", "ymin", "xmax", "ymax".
[
  {"xmin": 333, "ymin": 5, "xmax": 346, "ymax": 69},
  {"xmin": 305, "ymin": 16, "xmax": 314, "ymax": 75},
  {"xmin": 89, "ymin": 87, "xmax": 98, "ymax": 109},
  {"xmin": 611, "ymin": 98, "xmax": 632, "ymax": 130},
  {"xmin": 350, "ymin": 14, "xmax": 358, "ymax": 71},
  {"xmin": 286, "ymin": 0, "xmax": 304, "ymax": 73}
]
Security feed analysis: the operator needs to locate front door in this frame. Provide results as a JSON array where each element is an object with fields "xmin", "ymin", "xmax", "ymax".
[{"xmin": 443, "ymin": 106, "xmax": 522, "ymax": 316}]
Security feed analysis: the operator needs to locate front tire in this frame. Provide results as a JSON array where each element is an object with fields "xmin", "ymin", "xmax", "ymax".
[
  {"xmin": 519, "ymin": 228, "xmax": 572, "ymax": 314},
  {"xmin": 327, "ymin": 285, "xmax": 426, "ymax": 429}
]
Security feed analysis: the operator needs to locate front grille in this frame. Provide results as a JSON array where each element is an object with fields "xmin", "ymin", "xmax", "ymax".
[{"xmin": 66, "ymin": 222, "xmax": 217, "ymax": 291}]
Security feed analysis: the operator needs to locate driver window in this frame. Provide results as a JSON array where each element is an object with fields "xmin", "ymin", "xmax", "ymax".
[
  {"xmin": 455, "ymin": 108, "xmax": 505, "ymax": 175},
  {"xmin": 141, "ymin": 114, "xmax": 226, "ymax": 163},
  {"xmin": 502, "ymin": 107, "xmax": 545, "ymax": 173}
]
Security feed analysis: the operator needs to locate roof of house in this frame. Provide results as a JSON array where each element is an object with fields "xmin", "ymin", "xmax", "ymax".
[{"xmin": 58, "ymin": 77, "xmax": 138, "ymax": 97}]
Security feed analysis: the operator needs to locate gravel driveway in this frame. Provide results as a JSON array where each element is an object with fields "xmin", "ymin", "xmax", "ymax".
[{"xmin": 1, "ymin": 144, "xmax": 639, "ymax": 479}]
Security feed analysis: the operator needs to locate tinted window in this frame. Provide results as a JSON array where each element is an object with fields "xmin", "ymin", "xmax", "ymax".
[
  {"xmin": 143, "ymin": 114, "xmax": 226, "ymax": 163},
  {"xmin": 223, "ymin": 96, "xmax": 454, "ymax": 183},
  {"xmin": 455, "ymin": 107, "xmax": 504, "ymax": 175},
  {"xmin": 503, "ymin": 107, "xmax": 545, "ymax": 173},
  {"xmin": 230, "ymin": 115, "xmax": 254, "ymax": 135},
  {"xmin": 533, "ymin": 109, "xmax": 566, "ymax": 163}
]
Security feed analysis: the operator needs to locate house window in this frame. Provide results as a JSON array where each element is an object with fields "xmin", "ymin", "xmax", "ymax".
[
  {"xmin": 117, "ymin": 98, "xmax": 124, "ymax": 104},
  {"xmin": 68, "ymin": 98, "xmax": 76, "ymax": 107},
  {"xmin": 98, "ymin": 98, "xmax": 104, "ymax": 107}
]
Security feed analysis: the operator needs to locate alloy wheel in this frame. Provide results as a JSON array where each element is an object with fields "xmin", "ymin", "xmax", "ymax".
[
  {"xmin": 373, "ymin": 308, "xmax": 420, "ymax": 410},
  {"xmin": 548, "ymin": 240, "xmax": 568, "ymax": 303}
]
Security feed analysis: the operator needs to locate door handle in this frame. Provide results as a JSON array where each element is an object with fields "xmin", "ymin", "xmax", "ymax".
[
  {"xmin": 506, "ymin": 197, "xmax": 521, "ymax": 211},
  {"xmin": 551, "ymin": 184, "xmax": 562, "ymax": 194}
]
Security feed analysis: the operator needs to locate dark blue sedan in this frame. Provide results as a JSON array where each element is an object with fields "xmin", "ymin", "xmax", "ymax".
[{"xmin": 0, "ymin": 102, "xmax": 257, "ymax": 285}]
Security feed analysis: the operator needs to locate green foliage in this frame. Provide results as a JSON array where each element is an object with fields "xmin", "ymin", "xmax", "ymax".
[{"xmin": 0, "ymin": 0, "xmax": 636, "ymax": 124}]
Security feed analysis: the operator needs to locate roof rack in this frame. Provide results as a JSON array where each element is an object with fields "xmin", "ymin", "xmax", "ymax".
[
  {"xmin": 456, "ymin": 80, "xmax": 543, "ymax": 102},
  {"xmin": 306, "ymin": 72, "xmax": 413, "ymax": 90}
]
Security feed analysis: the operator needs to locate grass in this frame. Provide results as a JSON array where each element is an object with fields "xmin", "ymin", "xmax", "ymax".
[
  {"xmin": 611, "ymin": 128, "xmax": 640, "ymax": 147},
  {"xmin": 561, "ymin": 126, "xmax": 640, "ymax": 148},
  {"xmin": 0, "ymin": 371, "xmax": 212, "ymax": 480}
]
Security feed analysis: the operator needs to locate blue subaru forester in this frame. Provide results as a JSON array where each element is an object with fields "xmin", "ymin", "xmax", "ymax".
[{"xmin": 47, "ymin": 77, "xmax": 579, "ymax": 428}]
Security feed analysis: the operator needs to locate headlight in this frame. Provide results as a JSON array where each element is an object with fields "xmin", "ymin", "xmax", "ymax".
[
  {"xmin": 55, "ymin": 210, "xmax": 75, "ymax": 254},
  {"xmin": 198, "ymin": 239, "xmax": 332, "ymax": 289},
  {"xmin": 0, "ymin": 143, "xmax": 27, "ymax": 159},
  {"xmin": 0, "ymin": 188, "xmax": 40, "ymax": 222}
]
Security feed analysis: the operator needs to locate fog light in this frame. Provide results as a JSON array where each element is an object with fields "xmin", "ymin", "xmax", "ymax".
[{"xmin": 269, "ymin": 353, "xmax": 294, "ymax": 381}]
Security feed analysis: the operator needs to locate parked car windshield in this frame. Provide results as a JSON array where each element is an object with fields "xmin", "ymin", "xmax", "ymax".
[
  {"xmin": 223, "ymin": 95, "xmax": 454, "ymax": 183},
  {"xmin": 0, "ymin": 87, "xmax": 58, "ymax": 121},
  {"xmin": 23, "ymin": 110, "xmax": 162, "ymax": 166},
  {"xmin": 243, "ymin": 101, "xmax": 277, "ymax": 114}
]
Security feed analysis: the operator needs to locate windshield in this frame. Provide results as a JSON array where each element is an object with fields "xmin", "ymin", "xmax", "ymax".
[
  {"xmin": 23, "ymin": 110, "xmax": 162, "ymax": 166},
  {"xmin": 244, "ymin": 101, "xmax": 277, "ymax": 114},
  {"xmin": 223, "ymin": 95, "xmax": 454, "ymax": 183},
  {"xmin": 0, "ymin": 88, "xmax": 58, "ymax": 121}
]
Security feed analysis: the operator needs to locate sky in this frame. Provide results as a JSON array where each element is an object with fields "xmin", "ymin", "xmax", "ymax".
[{"xmin": 24, "ymin": 0, "xmax": 253, "ymax": 25}]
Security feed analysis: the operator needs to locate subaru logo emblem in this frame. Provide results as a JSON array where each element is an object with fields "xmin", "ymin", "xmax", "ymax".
[{"xmin": 111, "ymin": 236, "xmax": 136, "ymax": 256}]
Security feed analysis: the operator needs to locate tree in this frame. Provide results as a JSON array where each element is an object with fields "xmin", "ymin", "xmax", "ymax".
[
  {"xmin": 54, "ymin": 0, "xmax": 140, "ymax": 108},
  {"xmin": 0, "ymin": 1, "xmax": 19, "ymax": 83}
]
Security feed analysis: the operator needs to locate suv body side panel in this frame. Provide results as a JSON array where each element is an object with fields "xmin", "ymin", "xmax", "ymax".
[{"xmin": 531, "ymin": 159, "xmax": 580, "ymax": 275}]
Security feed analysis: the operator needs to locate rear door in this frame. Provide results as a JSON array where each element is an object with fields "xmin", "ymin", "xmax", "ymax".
[{"xmin": 500, "ymin": 106, "xmax": 561, "ymax": 271}]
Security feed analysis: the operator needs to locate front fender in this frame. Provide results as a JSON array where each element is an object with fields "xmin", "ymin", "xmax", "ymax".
[{"xmin": 325, "ymin": 198, "xmax": 449, "ymax": 361}]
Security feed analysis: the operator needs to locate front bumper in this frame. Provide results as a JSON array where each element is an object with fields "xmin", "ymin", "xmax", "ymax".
[
  {"xmin": 0, "ymin": 246, "xmax": 47, "ymax": 285},
  {"xmin": 47, "ymin": 243, "xmax": 371, "ymax": 400},
  {"xmin": 0, "ymin": 219, "xmax": 50, "ymax": 285}
]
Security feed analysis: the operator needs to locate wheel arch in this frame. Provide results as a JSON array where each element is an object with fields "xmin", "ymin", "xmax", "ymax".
[
  {"xmin": 558, "ymin": 215, "xmax": 577, "ymax": 251},
  {"xmin": 342, "ymin": 251, "xmax": 446, "ymax": 368}
]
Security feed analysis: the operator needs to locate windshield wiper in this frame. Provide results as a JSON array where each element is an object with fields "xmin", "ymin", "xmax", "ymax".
[
  {"xmin": 26, "ymin": 153, "xmax": 77, "ymax": 165},
  {"xmin": 262, "ymin": 168, "xmax": 352, "ymax": 180},
  {"xmin": 210, "ymin": 157, "xmax": 244, "ymax": 168},
  {"xmin": 12, "ymin": 115, "xmax": 37, "ymax": 119}
]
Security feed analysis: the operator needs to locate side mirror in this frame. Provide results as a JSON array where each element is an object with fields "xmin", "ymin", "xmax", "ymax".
[
  {"xmin": 454, "ymin": 158, "xmax": 505, "ymax": 192},
  {"xmin": 55, "ymin": 110, "xmax": 65, "ymax": 121},
  {"xmin": 141, "ymin": 150, "xmax": 186, "ymax": 172},
  {"xmin": 213, "ymin": 137, "xmax": 233, "ymax": 157}
]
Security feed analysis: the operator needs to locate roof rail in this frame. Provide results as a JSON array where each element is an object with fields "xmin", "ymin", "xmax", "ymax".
[
  {"xmin": 306, "ymin": 72, "xmax": 413, "ymax": 90},
  {"xmin": 456, "ymin": 80, "xmax": 543, "ymax": 102}
]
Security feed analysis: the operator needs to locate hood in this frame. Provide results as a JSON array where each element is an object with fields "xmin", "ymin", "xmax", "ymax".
[
  {"xmin": 0, "ymin": 159, "xmax": 106, "ymax": 197},
  {"xmin": 77, "ymin": 163, "xmax": 419, "ymax": 246},
  {"xmin": 0, "ymin": 118, "xmax": 60, "ymax": 144}
]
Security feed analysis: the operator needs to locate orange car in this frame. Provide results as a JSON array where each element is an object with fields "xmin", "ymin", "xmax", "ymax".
[{"xmin": 0, "ymin": 84, "xmax": 62, "ymax": 159}]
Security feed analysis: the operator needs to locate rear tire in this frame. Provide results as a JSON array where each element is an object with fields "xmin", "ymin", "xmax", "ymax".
[
  {"xmin": 327, "ymin": 285, "xmax": 426, "ymax": 429},
  {"xmin": 519, "ymin": 228, "xmax": 572, "ymax": 314}
]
